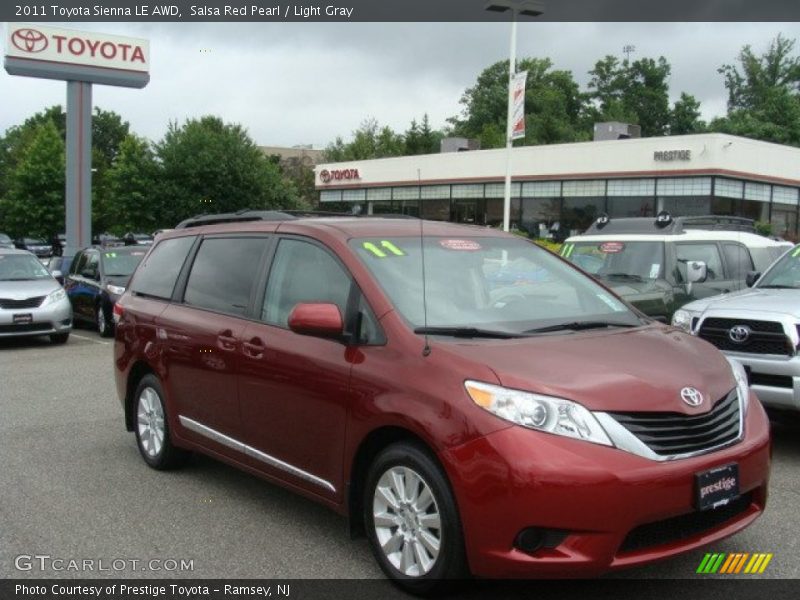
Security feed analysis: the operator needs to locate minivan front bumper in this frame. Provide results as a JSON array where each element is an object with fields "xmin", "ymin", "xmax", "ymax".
[
  {"xmin": 0, "ymin": 297, "xmax": 72, "ymax": 338},
  {"xmin": 441, "ymin": 393, "xmax": 771, "ymax": 578}
]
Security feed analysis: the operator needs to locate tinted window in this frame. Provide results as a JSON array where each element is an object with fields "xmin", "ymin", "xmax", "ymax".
[
  {"xmin": 722, "ymin": 243, "xmax": 754, "ymax": 280},
  {"xmin": 83, "ymin": 253, "xmax": 99, "ymax": 277},
  {"xmin": 184, "ymin": 237, "xmax": 268, "ymax": 316},
  {"xmin": 675, "ymin": 243, "xmax": 724, "ymax": 282},
  {"xmin": 130, "ymin": 236, "xmax": 196, "ymax": 300},
  {"xmin": 262, "ymin": 239, "xmax": 352, "ymax": 327},
  {"xmin": 70, "ymin": 251, "xmax": 86, "ymax": 275}
]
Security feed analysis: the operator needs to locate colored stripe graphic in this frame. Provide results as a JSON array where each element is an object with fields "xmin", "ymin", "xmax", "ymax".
[
  {"xmin": 720, "ymin": 553, "xmax": 736, "ymax": 573},
  {"xmin": 700, "ymin": 552, "xmax": 773, "ymax": 575}
]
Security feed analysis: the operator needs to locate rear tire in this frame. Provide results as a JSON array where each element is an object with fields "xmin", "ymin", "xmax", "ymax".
[
  {"xmin": 50, "ymin": 333, "xmax": 69, "ymax": 344},
  {"xmin": 133, "ymin": 374, "xmax": 189, "ymax": 470},
  {"xmin": 364, "ymin": 442, "xmax": 468, "ymax": 594}
]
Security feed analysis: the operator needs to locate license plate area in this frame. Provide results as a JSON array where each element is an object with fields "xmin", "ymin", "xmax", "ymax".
[
  {"xmin": 695, "ymin": 463, "xmax": 739, "ymax": 511},
  {"xmin": 13, "ymin": 313, "xmax": 33, "ymax": 325}
]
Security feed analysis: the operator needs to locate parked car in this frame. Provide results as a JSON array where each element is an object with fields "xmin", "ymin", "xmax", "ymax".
[
  {"xmin": 123, "ymin": 232, "xmax": 154, "ymax": 246},
  {"xmin": 14, "ymin": 236, "xmax": 52, "ymax": 258},
  {"xmin": 114, "ymin": 211, "xmax": 769, "ymax": 592},
  {"xmin": 0, "ymin": 233, "xmax": 14, "ymax": 249},
  {"xmin": 92, "ymin": 232, "xmax": 123, "ymax": 248},
  {"xmin": 0, "ymin": 248, "xmax": 72, "ymax": 343},
  {"xmin": 561, "ymin": 214, "xmax": 791, "ymax": 321},
  {"xmin": 674, "ymin": 243, "xmax": 800, "ymax": 415},
  {"xmin": 45, "ymin": 256, "xmax": 67, "ymax": 285},
  {"xmin": 64, "ymin": 246, "xmax": 146, "ymax": 337}
]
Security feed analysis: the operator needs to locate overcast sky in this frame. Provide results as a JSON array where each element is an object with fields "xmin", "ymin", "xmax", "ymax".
[{"xmin": 2, "ymin": 22, "xmax": 799, "ymax": 149}]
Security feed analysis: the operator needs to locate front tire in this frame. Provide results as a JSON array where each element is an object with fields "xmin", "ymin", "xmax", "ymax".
[
  {"xmin": 133, "ymin": 374, "xmax": 189, "ymax": 470},
  {"xmin": 364, "ymin": 442, "xmax": 468, "ymax": 594},
  {"xmin": 96, "ymin": 303, "xmax": 112, "ymax": 338}
]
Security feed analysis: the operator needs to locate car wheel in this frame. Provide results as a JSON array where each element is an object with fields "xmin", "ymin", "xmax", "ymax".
[
  {"xmin": 96, "ymin": 304, "xmax": 112, "ymax": 337},
  {"xmin": 134, "ymin": 374, "xmax": 189, "ymax": 470},
  {"xmin": 364, "ymin": 442, "xmax": 468, "ymax": 593},
  {"xmin": 50, "ymin": 333, "xmax": 69, "ymax": 344}
]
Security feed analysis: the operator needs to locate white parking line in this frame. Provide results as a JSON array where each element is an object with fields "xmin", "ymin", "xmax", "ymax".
[{"xmin": 71, "ymin": 333, "xmax": 111, "ymax": 346}]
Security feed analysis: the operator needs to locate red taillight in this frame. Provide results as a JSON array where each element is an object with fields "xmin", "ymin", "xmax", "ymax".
[{"xmin": 113, "ymin": 302, "xmax": 125, "ymax": 324}]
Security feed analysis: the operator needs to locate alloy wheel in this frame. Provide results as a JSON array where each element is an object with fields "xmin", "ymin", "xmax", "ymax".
[{"xmin": 136, "ymin": 387, "xmax": 165, "ymax": 458}]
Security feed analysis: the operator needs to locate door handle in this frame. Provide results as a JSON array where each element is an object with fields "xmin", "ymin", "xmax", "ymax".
[
  {"xmin": 243, "ymin": 337, "xmax": 265, "ymax": 359},
  {"xmin": 217, "ymin": 330, "xmax": 238, "ymax": 351}
]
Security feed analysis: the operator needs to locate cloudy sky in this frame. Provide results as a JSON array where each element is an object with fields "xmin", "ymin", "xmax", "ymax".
[{"xmin": 2, "ymin": 22, "xmax": 799, "ymax": 149}]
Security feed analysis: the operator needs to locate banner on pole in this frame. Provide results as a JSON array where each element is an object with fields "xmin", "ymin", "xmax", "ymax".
[{"xmin": 510, "ymin": 71, "xmax": 528, "ymax": 140}]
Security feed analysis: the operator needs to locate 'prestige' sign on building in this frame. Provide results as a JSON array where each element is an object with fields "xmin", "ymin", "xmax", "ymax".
[{"xmin": 5, "ymin": 23, "xmax": 150, "ymax": 86}]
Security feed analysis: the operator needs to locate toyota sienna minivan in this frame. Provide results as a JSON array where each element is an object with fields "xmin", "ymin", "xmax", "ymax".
[{"xmin": 113, "ymin": 212, "xmax": 770, "ymax": 592}]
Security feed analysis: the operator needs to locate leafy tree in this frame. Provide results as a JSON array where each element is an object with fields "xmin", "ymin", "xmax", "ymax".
[
  {"xmin": 587, "ymin": 55, "xmax": 673, "ymax": 137},
  {"xmin": 105, "ymin": 134, "xmax": 160, "ymax": 234},
  {"xmin": 0, "ymin": 121, "xmax": 65, "ymax": 238},
  {"xmin": 404, "ymin": 115, "xmax": 442, "ymax": 155},
  {"xmin": 449, "ymin": 58, "xmax": 590, "ymax": 148},
  {"xmin": 670, "ymin": 92, "xmax": 705, "ymax": 135},
  {"xmin": 155, "ymin": 116, "xmax": 296, "ymax": 225},
  {"xmin": 324, "ymin": 118, "xmax": 405, "ymax": 161},
  {"xmin": 710, "ymin": 34, "xmax": 800, "ymax": 145}
]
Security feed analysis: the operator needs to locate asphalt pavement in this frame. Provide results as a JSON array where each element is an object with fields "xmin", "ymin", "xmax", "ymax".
[{"xmin": 1, "ymin": 328, "xmax": 798, "ymax": 587}]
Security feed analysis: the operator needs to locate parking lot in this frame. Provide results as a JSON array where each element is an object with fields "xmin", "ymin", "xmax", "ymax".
[{"xmin": 1, "ymin": 329, "xmax": 799, "ymax": 584}]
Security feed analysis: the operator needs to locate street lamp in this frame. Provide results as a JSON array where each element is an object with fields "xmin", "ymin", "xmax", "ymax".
[{"xmin": 485, "ymin": 0, "xmax": 545, "ymax": 232}]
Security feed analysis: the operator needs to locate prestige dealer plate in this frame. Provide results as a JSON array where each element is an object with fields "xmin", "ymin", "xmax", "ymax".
[{"xmin": 695, "ymin": 463, "xmax": 739, "ymax": 510}]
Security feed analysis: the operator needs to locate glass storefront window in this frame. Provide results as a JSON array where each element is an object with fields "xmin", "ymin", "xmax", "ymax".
[
  {"xmin": 771, "ymin": 204, "xmax": 799, "ymax": 241},
  {"xmin": 485, "ymin": 198, "xmax": 520, "ymax": 228},
  {"xmin": 421, "ymin": 198, "xmax": 450, "ymax": 220},
  {"xmin": 659, "ymin": 196, "xmax": 711, "ymax": 216},
  {"xmin": 562, "ymin": 197, "xmax": 604, "ymax": 235},
  {"xmin": 521, "ymin": 197, "xmax": 561, "ymax": 237},
  {"xmin": 607, "ymin": 197, "xmax": 656, "ymax": 218}
]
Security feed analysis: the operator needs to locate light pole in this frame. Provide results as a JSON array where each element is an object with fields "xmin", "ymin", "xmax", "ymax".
[{"xmin": 485, "ymin": 0, "xmax": 545, "ymax": 232}]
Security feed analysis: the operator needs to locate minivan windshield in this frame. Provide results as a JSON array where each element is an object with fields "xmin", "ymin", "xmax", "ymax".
[
  {"xmin": 0, "ymin": 254, "xmax": 52, "ymax": 281},
  {"xmin": 757, "ymin": 246, "xmax": 800, "ymax": 289},
  {"xmin": 351, "ymin": 236, "xmax": 640, "ymax": 334},
  {"xmin": 102, "ymin": 249, "xmax": 147, "ymax": 277},
  {"xmin": 562, "ymin": 241, "xmax": 665, "ymax": 282}
]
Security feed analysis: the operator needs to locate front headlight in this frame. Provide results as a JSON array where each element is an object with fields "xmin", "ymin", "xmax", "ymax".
[
  {"xmin": 465, "ymin": 380, "xmax": 613, "ymax": 447},
  {"xmin": 726, "ymin": 357, "xmax": 750, "ymax": 416},
  {"xmin": 671, "ymin": 309, "xmax": 698, "ymax": 332},
  {"xmin": 106, "ymin": 284, "xmax": 126, "ymax": 295},
  {"xmin": 42, "ymin": 288, "xmax": 66, "ymax": 306}
]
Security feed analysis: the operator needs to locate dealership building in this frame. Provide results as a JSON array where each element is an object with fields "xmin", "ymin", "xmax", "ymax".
[{"xmin": 314, "ymin": 133, "xmax": 800, "ymax": 240}]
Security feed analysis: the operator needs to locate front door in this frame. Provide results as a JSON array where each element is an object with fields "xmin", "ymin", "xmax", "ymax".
[{"xmin": 238, "ymin": 237, "xmax": 354, "ymax": 501}]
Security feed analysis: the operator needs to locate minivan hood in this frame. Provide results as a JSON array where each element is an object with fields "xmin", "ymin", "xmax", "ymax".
[
  {"xmin": 0, "ymin": 278, "xmax": 59, "ymax": 298},
  {"xmin": 685, "ymin": 287, "xmax": 800, "ymax": 318},
  {"xmin": 437, "ymin": 325, "xmax": 734, "ymax": 414}
]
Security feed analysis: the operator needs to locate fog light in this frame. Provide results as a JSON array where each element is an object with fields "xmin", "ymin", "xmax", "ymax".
[
  {"xmin": 61, "ymin": 318, "xmax": 72, "ymax": 326},
  {"xmin": 514, "ymin": 528, "xmax": 568, "ymax": 553}
]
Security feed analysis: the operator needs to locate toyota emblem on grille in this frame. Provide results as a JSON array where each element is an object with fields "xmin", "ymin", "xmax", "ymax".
[
  {"xmin": 11, "ymin": 28, "xmax": 48, "ymax": 53},
  {"xmin": 729, "ymin": 325, "xmax": 751, "ymax": 344},
  {"xmin": 680, "ymin": 387, "xmax": 704, "ymax": 407}
]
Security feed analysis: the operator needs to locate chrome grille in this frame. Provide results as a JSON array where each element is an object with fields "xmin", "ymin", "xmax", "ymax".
[
  {"xmin": 698, "ymin": 318, "xmax": 790, "ymax": 356},
  {"xmin": 608, "ymin": 390, "xmax": 740, "ymax": 457},
  {"xmin": 0, "ymin": 296, "xmax": 45, "ymax": 309}
]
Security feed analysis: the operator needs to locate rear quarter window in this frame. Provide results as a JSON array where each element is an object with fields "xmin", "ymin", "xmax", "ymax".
[{"xmin": 130, "ymin": 236, "xmax": 196, "ymax": 300}]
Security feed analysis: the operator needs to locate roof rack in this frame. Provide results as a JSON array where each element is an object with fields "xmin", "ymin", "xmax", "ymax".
[
  {"xmin": 174, "ymin": 209, "xmax": 418, "ymax": 229},
  {"xmin": 584, "ymin": 212, "xmax": 756, "ymax": 235}
]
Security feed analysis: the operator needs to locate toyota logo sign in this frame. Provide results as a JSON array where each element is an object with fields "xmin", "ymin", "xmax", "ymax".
[
  {"xmin": 728, "ymin": 325, "xmax": 751, "ymax": 344},
  {"xmin": 320, "ymin": 169, "xmax": 332, "ymax": 183},
  {"xmin": 680, "ymin": 387, "xmax": 704, "ymax": 407},
  {"xmin": 11, "ymin": 28, "xmax": 48, "ymax": 53},
  {"xmin": 319, "ymin": 168, "xmax": 360, "ymax": 184}
]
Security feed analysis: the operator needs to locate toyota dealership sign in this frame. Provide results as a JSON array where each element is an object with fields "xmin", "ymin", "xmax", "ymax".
[{"xmin": 5, "ymin": 23, "xmax": 149, "ymax": 87}]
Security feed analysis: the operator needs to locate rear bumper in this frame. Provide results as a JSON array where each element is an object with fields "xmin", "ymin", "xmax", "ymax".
[{"xmin": 441, "ymin": 396, "xmax": 771, "ymax": 578}]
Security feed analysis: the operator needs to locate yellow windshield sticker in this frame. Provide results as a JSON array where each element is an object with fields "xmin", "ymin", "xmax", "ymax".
[
  {"xmin": 380, "ymin": 240, "xmax": 405, "ymax": 256},
  {"xmin": 362, "ymin": 242, "xmax": 387, "ymax": 258},
  {"xmin": 792, "ymin": 247, "xmax": 800, "ymax": 257}
]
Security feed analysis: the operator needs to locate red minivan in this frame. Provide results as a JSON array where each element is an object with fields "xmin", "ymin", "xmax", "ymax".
[{"xmin": 114, "ymin": 212, "xmax": 770, "ymax": 592}]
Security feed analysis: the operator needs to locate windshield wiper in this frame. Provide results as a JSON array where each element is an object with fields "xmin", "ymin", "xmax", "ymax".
[
  {"xmin": 524, "ymin": 320, "xmax": 638, "ymax": 334},
  {"xmin": 598, "ymin": 273, "xmax": 646, "ymax": 282},
  {"xmin": 758, "ymin": 284, "xmax": 797, "ymax": 289},
  {"xmin": 413, "ymin": 326, "xmax": 527, "ymax": 339}
]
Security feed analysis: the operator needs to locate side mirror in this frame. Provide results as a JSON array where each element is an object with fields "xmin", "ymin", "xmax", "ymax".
[
  {"xmin": 687, "ymin": 260, "xmax": 707, "ymax": 284},
  {"xmin": 288, "ymin": 303, "xmax": 344, "ymax": 339},
  {"xmin": 745, "ymin": 271, "xmax": 761, "ymax": 287}
]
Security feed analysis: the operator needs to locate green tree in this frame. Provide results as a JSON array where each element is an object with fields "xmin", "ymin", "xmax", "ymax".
[
  {"xmin": 670, "ymin": 92, "xmax": 705, "ymax": 135},
  {"xmin": 710, "ymin": 34, "xmax": 800, "ymax": 145},
  {"xmin": 449, "ymin": 58, "xmax": 590, "ymax": 148},
  {"xmin": 156, "ymin": 116, "xmax": 296, "ymax": 225},
  {"xmin": 324, "ymin": 118, "xmax": 405, "ymax": 161},
  {"xmin": 0, "ymin": 121, "xmax": 65, "ymax": 238},
  {"xmin": 105, "ymin": 134, "xmax": 160, "ymax": 234}
]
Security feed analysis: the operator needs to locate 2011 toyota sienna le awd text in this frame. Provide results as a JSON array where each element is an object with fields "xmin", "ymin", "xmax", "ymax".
[{"xmin": 113, "ymin": 212, "xmax": 770, "ymax": 593}]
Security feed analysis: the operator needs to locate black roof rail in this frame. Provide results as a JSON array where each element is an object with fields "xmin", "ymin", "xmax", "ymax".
[
  {"xmin": 174, "ymin": 209, "xmax": 420, "ymax": 229},
  {"xmin": 583, "ymin": 212, "xmax": 756, "ymax": 235}
]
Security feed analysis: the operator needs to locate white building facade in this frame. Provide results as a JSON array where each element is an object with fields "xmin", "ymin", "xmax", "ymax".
[{"xmin": 315, "ymin": 133, "xmax": 800, "ymax": 240}]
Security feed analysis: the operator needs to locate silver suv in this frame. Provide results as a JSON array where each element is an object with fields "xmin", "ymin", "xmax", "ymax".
[{"xmin": 674, "ymin": 244, "xmax": 800, "ymax": 413}]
